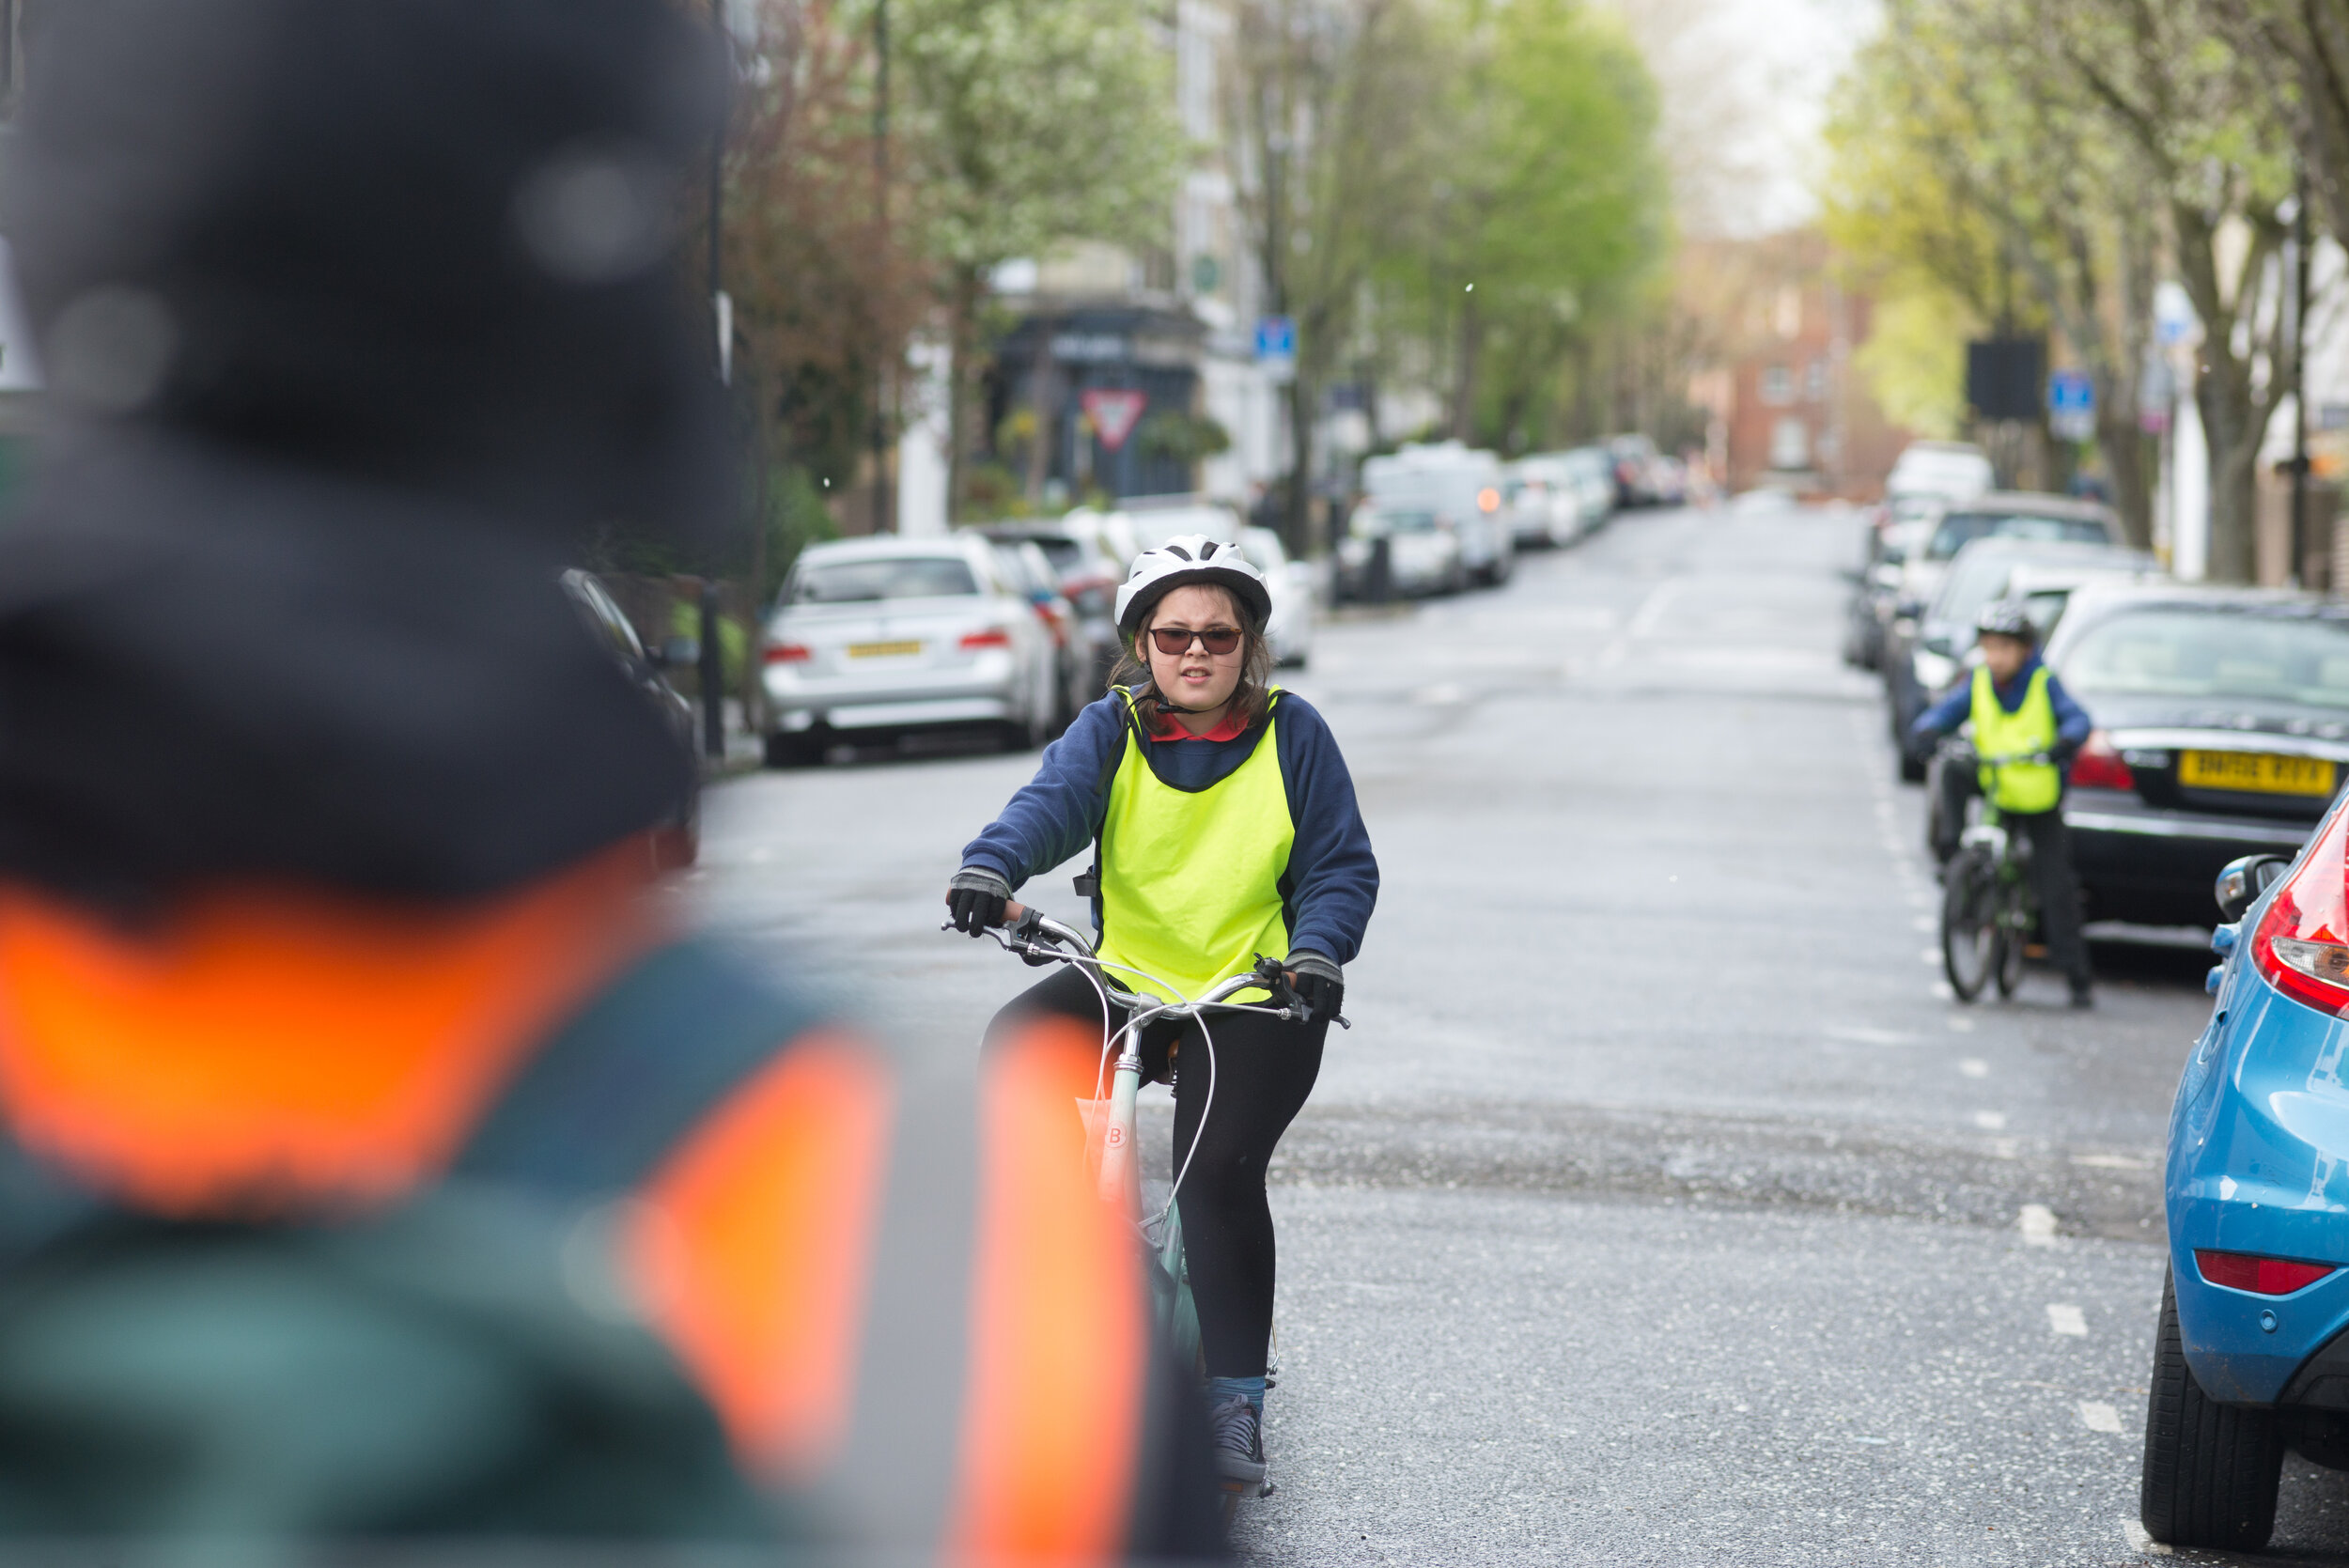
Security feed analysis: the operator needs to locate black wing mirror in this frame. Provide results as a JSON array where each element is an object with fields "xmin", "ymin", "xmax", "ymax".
[{"xmin": 2216, "ymin": 854, "xmax": 2290, "ymax": 924}]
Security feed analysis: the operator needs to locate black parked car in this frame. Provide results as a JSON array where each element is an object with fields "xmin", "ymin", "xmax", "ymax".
[
  {"xmin": 560, "ymin": 568, "xmax": 700, "ymax": 868},
  {"xmin": 2044, "ymin": 585, "xmax": 2349, "ymax": 928}
]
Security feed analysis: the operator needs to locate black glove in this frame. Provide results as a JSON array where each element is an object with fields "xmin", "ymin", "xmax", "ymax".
[
  {"xmin": 1287, "ymin": 951, "xmax": 1344, "ymax": 1024},
  {"xmin": 945, "ymin": 868, "xmax": 1010, "ymax": 936}
]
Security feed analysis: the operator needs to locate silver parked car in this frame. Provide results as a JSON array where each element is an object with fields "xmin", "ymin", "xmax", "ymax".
[
  {"xmin": 1240, "ymin": 524, "xmax": 1316, "ymax": 668},
  {"xmin": 760, "ymin": 536, "xmax": 1061, "ymax": 766},
  {"xmin": 1335, "ymin": 503, "xmax": 1465, "ymax": 598}
]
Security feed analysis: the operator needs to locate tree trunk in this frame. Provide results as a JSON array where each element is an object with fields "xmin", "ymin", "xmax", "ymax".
[
  {"xmin": 1283, "ymin": 369, "xmax": 1315, "ymax": 558},
  {"xmin": 2199, "ymin": 360, "xmax": 2261, "ymax": 584},
  {"xmin": 1451, "ymin": 291, "xmax": 1480, "ymax": 442},
  {"xmin": 2096, "ymin": 408, "xmax": 2154, "ymax": 551},
  {"xmin": 944, "ymin": 264, "xmax": 981, "ymax": 526}
]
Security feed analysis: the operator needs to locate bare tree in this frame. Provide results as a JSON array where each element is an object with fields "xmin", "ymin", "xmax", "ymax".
[{"xmin": 1222, "ymin": 0, "xmax": 1449, "ymax": 549}]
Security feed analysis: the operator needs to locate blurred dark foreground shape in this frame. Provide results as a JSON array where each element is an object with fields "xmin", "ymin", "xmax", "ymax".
[{"xmin": 0, "ymin": 0, "xmax": 1219, "ymax": 1559}]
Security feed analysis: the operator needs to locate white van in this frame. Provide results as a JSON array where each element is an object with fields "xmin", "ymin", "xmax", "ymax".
[{"xmin": 1359, "ymin": 442, "xmax": 1515, "ymax": 585}]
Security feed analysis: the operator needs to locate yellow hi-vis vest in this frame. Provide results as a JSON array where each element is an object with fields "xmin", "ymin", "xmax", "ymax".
[
  {"xmin": 1097, "ymin": 688, "xmax": 1295, "ymax": 1004},
  {"xmin": 1970, "ymin": 664, "xmax": 2062, "ymax": 814}
]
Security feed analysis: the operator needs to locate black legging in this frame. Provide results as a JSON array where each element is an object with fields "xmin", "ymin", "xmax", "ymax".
[
  {"xmin": 1934, "ymin": 761, "xmax": 2092, "ymax": 986},
  {"xmin": 989, "ymin": 963, "xmax": 1325, "ymax": 1379}
]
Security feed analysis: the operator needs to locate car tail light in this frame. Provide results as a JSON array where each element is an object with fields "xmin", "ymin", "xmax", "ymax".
[
  {"xmin": 1030, "ymin": 603, "xmax": 1067, "ymax": 645},
  {"xmin": 763, "ymin": 642, "xmax": 811, "ymax": 664},
  {"xmin": 2195, "ymin": 1250, "xmax": 2337, "ymax": 1295},
  {"xmin": 2068, "ymin": 731, "xmax": 2134, "ymax": 790},
  {"xmin": 2250, "ymin": 804, "xmax": 2349, "ymax": 1013},
  {"xmin": 959, "ymin": 628, "xmax": 1012, "ymax": 650}
]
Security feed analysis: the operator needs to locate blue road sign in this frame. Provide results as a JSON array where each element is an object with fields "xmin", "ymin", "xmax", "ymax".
[
  {"xmin": 1254, "ymin": 316, "xmax": 1296, "ymax": 363},
  {"xmin": 2049, "ymin": 369, "xmax": 2095, "ymax": 440}
]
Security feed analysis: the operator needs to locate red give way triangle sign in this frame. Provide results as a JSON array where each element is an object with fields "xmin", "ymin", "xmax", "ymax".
[{"xmin": 1081, "ymin": 389, "xmax": 1148, "ymax": 451}]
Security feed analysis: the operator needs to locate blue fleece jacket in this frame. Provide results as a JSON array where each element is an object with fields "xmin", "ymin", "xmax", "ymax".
[
  {"xmin": 959, "ymin": 691, "xmax": 1378, "ymax": 966},
  {"xmin": 1909, "ymin": 652, "xmax": 2092, "ymax": 751}
]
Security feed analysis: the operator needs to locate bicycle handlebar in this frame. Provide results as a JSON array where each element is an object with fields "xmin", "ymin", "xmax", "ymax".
[
  {"xmin": 957, "ymin": 900, "xmax": 1347, "ymax": 1028},
  {"xmin": 1937, "ymin": 739, "xmax": 2055, "ymax": 768}
]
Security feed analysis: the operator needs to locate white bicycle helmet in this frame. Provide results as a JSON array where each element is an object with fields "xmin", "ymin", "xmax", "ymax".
[
  {"xmin": 1113, "ymin": 534, "xmax": 1272, "ymax": 636},
  {"xmin": 1975, "ymin": 598, "xmax": 2038, "ymax": 642}
]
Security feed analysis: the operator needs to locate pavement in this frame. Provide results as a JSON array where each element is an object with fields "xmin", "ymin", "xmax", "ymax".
[{"xmin": 689, "ymin": 503, "xmax": 2349, "ymax": 1566}]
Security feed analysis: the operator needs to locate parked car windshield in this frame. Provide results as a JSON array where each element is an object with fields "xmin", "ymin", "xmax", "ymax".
[
  {"xmin": 791, "ymin": 555, "xmax": 978, "ymax": 603},
  {"xmin": 1356, "ymin": 509, "xmax": 1439, "ymax": 536},
  {"xmin": 2061, "ymin": 608, "xmax": 2349, "ymax": 710},
  {"xmin": 1022, "ymin": 537, "xmax": 1083, "ymax": 573},
  {"xmin": 1928, "ymin": 509, "xmax": 2113, "ymax": 560}
]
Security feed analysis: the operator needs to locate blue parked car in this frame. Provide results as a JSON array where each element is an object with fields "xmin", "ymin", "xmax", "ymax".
[{"xmin": 2143, "ymin": 810, "xmax": 2349, "ymax": 1549}]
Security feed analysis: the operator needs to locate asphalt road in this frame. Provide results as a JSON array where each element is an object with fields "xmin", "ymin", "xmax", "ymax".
[{"xmin": 692, "ymin": 503, "xmax": 2349, "ymax": 1567}]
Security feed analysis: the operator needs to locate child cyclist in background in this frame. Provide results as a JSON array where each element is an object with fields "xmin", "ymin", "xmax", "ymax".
[
  {"xmin": 1909, "ymin": 598, "xmax": 2096, "ymax": 1008},
  {"xmin": 946, "ymin": 536, "xmax": 1380, "ymax": 1491}
]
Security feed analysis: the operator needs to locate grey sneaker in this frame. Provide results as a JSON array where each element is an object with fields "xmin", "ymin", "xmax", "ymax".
[{"xmin": 1208, "ymin": 1394, "xmax": 1267, "ymax": 1487}]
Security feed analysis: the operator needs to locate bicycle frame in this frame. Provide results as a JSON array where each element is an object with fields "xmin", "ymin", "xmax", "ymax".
[{"xmin": 979, "ymin": 906, "xmax": 1319, "ymax": 1211}]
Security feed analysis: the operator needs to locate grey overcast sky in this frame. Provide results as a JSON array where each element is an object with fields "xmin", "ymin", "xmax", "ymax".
[{"xmin": 1614, "ymin": 0, "xmax": 1878, "ymax": 236}]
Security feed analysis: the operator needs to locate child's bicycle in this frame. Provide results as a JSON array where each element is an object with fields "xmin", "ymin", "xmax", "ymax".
[
  {"xmin": 965, "ymin": 899, "xmax": 1344, "ymax": 1525},
  {"xmin": 1939, "ymin": 746, "xmax": 2053, "ymax": 1001}
]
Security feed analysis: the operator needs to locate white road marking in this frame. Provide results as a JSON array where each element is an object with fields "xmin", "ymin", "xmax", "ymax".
[
  {"xmin": 1625, "ymin": 578, "xmax": 1685, "ymax": 639},
  {"xmin": 1973, "ymin": 1110, "xmax": 2008, "ymax": 1130},
  {"xmin": 2019, "ymin": 1204, "xmax": 2059, "ymax": 1246},
  {"xmin": 1826, "ymin": 1025, "xmax": 1915, "ymax": 1045},
  {"xmin": 1413, "ymin": 682, "xmax": 1465, "ymax": 706},
  {"xmin": 1920, "ymin": 947, "xmax": 1941, "ymax": 965},
  {"xmin": 1990, "ymin": 1137, "xmax": 2020, "ymax": 1159},
  {"xmin": 1930, "ymin": 982, "xmax": 1954, "ymax": 1000},
  {"xmin": 1959, "ymin": 1058, "xmax": 1989, "ymax": 1078},
  {"xmin": 2078, "ymin": 1401, "xmax": 2121, "ymax": 1432},
  {"xmin": 2047, "ymin": 1304, "xmax": 2088, "ymax": 1337},
  {"xmin": 1911, "ymin": 916, "xmax": 1935, "ymax": 932},
  {"xmin": 2123, "ymin": 1518, "xmax": 2172, "ymax": 1554},
  {"xmin": 1947, "ymin": 1015, "xmax": 1975, "ymax": 1032},
  {"xmin": 2071, "ymin": 1153, "xmax": 2154, "ymax": 1171}
]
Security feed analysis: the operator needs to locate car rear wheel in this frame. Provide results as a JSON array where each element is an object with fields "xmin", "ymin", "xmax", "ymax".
[
  {"xmin": 2141, "ymin": 1267, "xmax": 2282, "ymax": 1551},
  {"xmin": 1941, "ymin": 846, "xmax": 1999, "ymax": 1002},
  {"xmin": 764, "ymin": 732, "xmax": 820, "ymax": 768}
]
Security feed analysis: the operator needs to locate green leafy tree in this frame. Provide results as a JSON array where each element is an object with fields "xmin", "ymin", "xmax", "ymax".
[
  {"xmin": 1429, "ymin": 0, "xmax": 1669, "ymax": 453},
  {"xmin": 1224, "ymin": 0, "xmax": 1455, "ymax": 549},
  {"xmin": 1824, "ymin": 0, "xmax": 2160, "ymax": 545},
  {"xmin": 891, "ymin": 0, "xmax": 1182, "ymax": 520},
  {"xmin": 2035, "ymin": 0, "xmax": 2298, "ymax": 580},
  {"xmin": 1824, "ymin": 0, "xmax": 2304, "ymax": 574}
]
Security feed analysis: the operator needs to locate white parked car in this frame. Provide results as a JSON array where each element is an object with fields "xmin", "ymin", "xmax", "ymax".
[
  {"xmin": 1886, "ymin": 440, "xmax": 1995, "ymax": 505},
  {"xmin": 760, "ymin": 536, "xmax": 1061, "ymax": 765},
  {"xmin": 1240, "ymin": 525, "xmax": 1316, "ymax": 668},
  {"xmin": 1502, "ymin": 457, "xmax": 1580, "ymax": 548},
  {"xmin": 1107, "ymin": 497, "xmax": 1244, "ymax": 557},
  {"xmin": 1336, "ymin": 503, "xmax": 1465, "ymax": 598},
  {"xmin": 1360, "ymin": 442, "xmax": 1514, "ymax": 585}
]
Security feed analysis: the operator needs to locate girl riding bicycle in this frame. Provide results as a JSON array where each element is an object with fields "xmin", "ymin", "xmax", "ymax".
[{"xmin": 945, "ymin": 535, "xmax": 1378, "ymax": 1490}]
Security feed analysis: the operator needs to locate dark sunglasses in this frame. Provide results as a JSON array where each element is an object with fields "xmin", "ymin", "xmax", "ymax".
[{"xmin": 1147, "ymin": 626, "xmax": 1242, "ymax": 656}]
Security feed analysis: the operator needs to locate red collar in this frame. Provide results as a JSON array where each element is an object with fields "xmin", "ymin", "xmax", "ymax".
[{"xmin": 1146, "ymin": 708, "xmax": 1252, "ymax": 742}]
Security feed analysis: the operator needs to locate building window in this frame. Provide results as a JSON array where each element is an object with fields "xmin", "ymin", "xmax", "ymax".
[
  {"xmin": 1761, "ymin": 365, "xmax": 1794, "ymax": 406},
  {"xmin": 1805, "ymin": 360, "xmax": 1828, "ymax": 402}
]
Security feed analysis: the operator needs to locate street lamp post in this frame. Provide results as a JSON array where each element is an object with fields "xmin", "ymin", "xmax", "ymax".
[
  {"xmin": 872, "ymin": 0, "xmax": 891, "ymax": 534},
  {"xmin": 700, "ymin": 0, "xmax": 729, "ymax": 761},
  {"xmin": 2294, "ymin": 161, "xmax": 2312, "ymax": 590}
]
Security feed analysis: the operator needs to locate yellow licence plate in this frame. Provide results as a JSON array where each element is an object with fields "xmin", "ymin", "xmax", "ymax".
[
  {"xmin": 847, "ymin": 639, "xmax": 923, "ymax": 660},
  {"xmin": 2180, "ymin": 750, "xmax": 2339, "ymax": 797}
]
